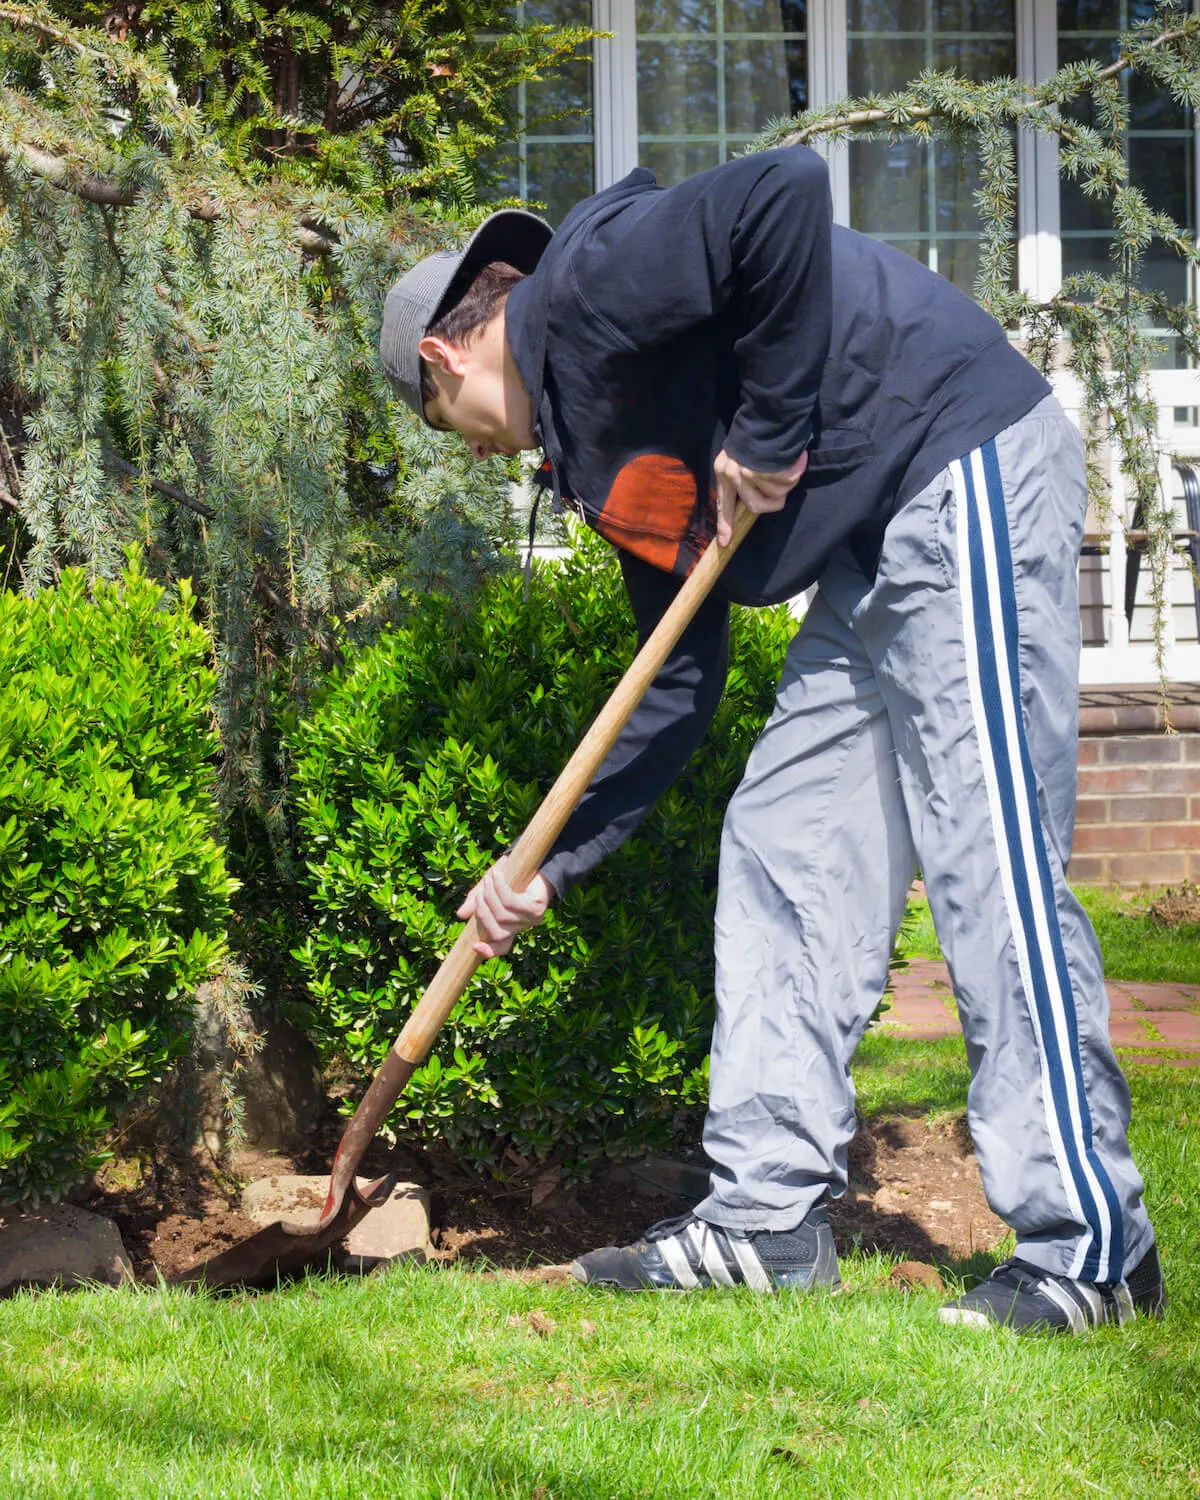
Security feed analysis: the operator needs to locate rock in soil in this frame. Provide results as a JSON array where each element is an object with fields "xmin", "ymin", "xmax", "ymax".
[
  {"xmin": 0, "ymin": 1203, "xmax": 134, "ymax": 1294},
  {"xmin": 241, "ymin": 1175, "xmax": 431, "ymax": 1269}
]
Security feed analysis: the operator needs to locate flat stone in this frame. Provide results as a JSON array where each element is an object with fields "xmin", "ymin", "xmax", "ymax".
[
  {"xmin": 0, "ymin": 1204, "xmax": 134, "ymax": 1294},
  {"xmin": 241, "ymin": 1175, "xmax": 430, "ymax": 1269},
  {"xmin": 1142, "ymin": 1013, "xmax": 1200, "ymax": 1047},
  {"xmin": 241, "ymin": 1173, "xmax": 332, "ymax": 1227},
  {"xmin": 1119, "ymin": 983, "xmax": 1200, "ymax": 1012}
]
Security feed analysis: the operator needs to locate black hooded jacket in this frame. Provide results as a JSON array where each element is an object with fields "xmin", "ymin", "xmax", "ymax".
[{"xmin": 501, "ymin": 147, "xmax": 1051, "ymax": 896}]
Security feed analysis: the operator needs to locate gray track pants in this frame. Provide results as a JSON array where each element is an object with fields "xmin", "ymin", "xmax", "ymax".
[{"xmin": 695, "ymin": 396, "xmax": 1153, "ymax": 1283}]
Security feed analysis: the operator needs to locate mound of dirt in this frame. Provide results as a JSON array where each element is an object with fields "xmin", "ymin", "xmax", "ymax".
[
  {"xmin": 74, "ymin": 1108, "xmax": 1005, "ymax": 1285},
  {"xmin": 1148, "ymin": 881, "xmax": 1200, "ymax": 929}
]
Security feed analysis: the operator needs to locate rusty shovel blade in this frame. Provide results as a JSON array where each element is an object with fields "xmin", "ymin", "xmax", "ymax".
[{"xmin": 174, "ymin": 1173, "xmax": 397, "ymax": 1290}]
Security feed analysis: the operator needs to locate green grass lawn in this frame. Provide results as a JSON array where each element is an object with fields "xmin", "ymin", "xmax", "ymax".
[
  {"xmin": 4, "ymin": 1038, "xmax": 1198, "ymax": 1499},
  {"xmin": 899, "ymin": 885, "xmax": 1200, "ymax": 986}
]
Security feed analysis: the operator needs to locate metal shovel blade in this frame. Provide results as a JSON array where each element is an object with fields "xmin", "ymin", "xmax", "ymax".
[{"xmin": 174, "ymin": 1174, "xmax": 397, "ymax": 1289}]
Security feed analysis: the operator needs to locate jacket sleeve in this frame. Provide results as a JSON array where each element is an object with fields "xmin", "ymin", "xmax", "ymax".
[
  {"xmin": 567, "ymin": 146, "xmax": 833, "ymax": 472},
  {"xmin": 539, "ymin": 551, "xmax": 730, "ymax": 897}
]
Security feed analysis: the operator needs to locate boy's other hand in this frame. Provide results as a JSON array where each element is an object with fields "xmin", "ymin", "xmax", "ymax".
[
  {"xmin": 713, "ymin": 449, "xmax": 808, "ymax": 546},
  {"xmin": 457, "ymin": 854, "xmax": 554, "ymax": 959}
]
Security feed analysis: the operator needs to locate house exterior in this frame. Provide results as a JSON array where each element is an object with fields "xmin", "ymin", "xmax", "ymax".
[{"xmin": 503, "ymin": 0, "xmax": 1200, "ymax": 690}]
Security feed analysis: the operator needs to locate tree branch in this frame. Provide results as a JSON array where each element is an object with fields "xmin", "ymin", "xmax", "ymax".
[
  {"xmin": 0, "ymin": 6, "xmax": 87, "ymax": 55},
  {"xmin": 102, "ymin": 450, "xmax": 217, "ymax": 520},
  {"xmin": 1, "ymin": 138, "xmax": 339, "ymax": 251},
  {"xmin": 781, "ymin": 20, "xmax": 1200, "ymax": 147}
]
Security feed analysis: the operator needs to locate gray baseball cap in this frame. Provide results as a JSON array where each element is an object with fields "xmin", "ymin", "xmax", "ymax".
[{"xmin": 380, "ymin": 208, "xmax": 553, "ymax": 422}]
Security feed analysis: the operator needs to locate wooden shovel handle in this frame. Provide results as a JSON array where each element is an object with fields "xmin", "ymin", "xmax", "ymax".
[{"xmin": 327, "ymin": 507, "xmax": 757, "ymax": 1191}]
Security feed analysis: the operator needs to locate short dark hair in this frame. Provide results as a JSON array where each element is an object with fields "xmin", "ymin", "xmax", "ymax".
[{"xmin": 420, "ymin": 260, "xmax": 527, "ymax": 405}]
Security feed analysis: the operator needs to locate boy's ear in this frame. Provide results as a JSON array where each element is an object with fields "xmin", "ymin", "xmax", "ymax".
[{"xmin": 418, "ymin": 333, "xmax": 467, "ymax": 378}]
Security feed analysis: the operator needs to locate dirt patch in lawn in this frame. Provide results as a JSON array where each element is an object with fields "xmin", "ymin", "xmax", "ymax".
[
  {"xmin": 1147, "ymin": 881, "xmax": 1200, "ymax": 929},
  {"xmin": 831, "ymin": 1112, "xmax": 1006, "ymax": 1264},
  {"xmin": 76, "ymin": 1106, "xmax": 1005, "ymax": 1285}
]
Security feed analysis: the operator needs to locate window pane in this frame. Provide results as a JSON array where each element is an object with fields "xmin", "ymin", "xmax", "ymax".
[
  {"xmin": 637, "ymin": 0, "xmax": 806, "ymax": 186},
  {"xmin": 724, "ymin": 0, "xmax": 806, "ymax": 32},
  {"xmin": 1129, "ymin": 136, "xmax": 1193, "ymax": 224},
  {"xmin": 847, "ymin": 38, "xmax": 926, "ymax": 95},
  {"xmin": 1130, "ymin": 69, "xmax": 1188, "ymax": 132},
  {"xmin": 636, "ymin": 0, "xmax": 716, "ymax": 32},
  {"xmin": 847, "ymin": 0, "xmax": 1014, "ymax": 296},
  {"xmin": 485, "ymin": 0, "xmax": 594, "ymax": 227},
  {"xmin": 1060, "ymin": 240, "xmax": 1113, "ymax": 281},
  {"xmin": 933, "ymin": 139, "xmax": 986, "ymax": 231},
  {"xmin": 725, "ymin": 40, "xmax": 803, "ymax": 134},
  {"xmin": 1057, "ymin": 3, "xmax": 1195, "ymax": 368},
  {"xmin": 931, "ymin": 0, "xmax": 1013, "ymax": 28},
  {"xmin": 640, "ymin": 142, "xmax": 722, "ymax": 181},
  {"xmin": 526, "ymin": 52, "xmax": 593, "ymax": 136},
  {"xmin": 850, "ymin": 141, "xmax": 928, "ymax": 234},
  {"xmin": 1140, "ymin": 243, "xmax": 1191, "ymax": 305},
  {"xmin": 932, "ymin": 38, "xmax": 1016, "ymax": 77},
  {"xmin": 526, "ymin": 142, "xmax": 595, "ymax": 225},
  {"xmin": 884, "ymin": 238, "xmax": 930, "ymax": 265},
  {"xmin": 848, "ymin": 0, "xmax": 926, "ymax": 31},
  {"xmin": 1060, "ymin": 177, "xmax": 1115, "ymax": 235},
  {"xmin": 637, "ymin": 40, "xmax": 719, "ymax": 135},
  {"xmin": 936, "ymin": 237, "xmax": 985, "ymax": 290},
  {"xmin": 1057, "ymin": 0, "xmax": 1157, "ymax": 31}
]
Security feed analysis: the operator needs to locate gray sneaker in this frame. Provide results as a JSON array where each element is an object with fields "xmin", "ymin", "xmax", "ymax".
[
  {"xmin": 569, "ymin": 1204, "xmax": 841, "ymax": 1293},
  {"xmin": 939, "ymin": 1243, "xmax": 1165, "ymax": 1334}
]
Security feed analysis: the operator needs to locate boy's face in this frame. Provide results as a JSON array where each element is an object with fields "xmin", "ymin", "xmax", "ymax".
[{"xmin": 418, "ymin": 309, "xmax": 537, "ymax": 461}]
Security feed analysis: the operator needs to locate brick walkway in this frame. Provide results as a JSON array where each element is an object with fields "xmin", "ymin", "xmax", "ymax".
[{"xmin": 885, "ymin": 959, "xmax": 1200, "ymax": 1067}]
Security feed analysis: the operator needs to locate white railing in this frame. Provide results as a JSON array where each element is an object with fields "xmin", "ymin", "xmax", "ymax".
[{"xmin": 1054, "ymin": 367, "xmax": 1200, "ymax": 686}]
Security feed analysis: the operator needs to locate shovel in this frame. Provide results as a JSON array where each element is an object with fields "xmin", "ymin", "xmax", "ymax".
[{"xmin": 179, "ymin": 507, "xmax": 756, "ymax": 1288}]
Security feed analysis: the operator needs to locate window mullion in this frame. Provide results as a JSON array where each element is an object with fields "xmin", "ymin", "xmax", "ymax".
[
  {"xmin": 809, "ymin": 0, "xmax": 849, "ymax": 224},
  {"xmin": 1015, "ymin": 0, "xmax": 1061, "ymax": 301},
  {"xmin": 593, "ymin": 0, "xmax": 639, "ymax": 189}
]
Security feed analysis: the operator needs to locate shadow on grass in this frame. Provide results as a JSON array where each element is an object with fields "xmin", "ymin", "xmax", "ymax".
[{"xmin": 3, "ymin": 1371, "xmax": 612, "ymax": 1498}]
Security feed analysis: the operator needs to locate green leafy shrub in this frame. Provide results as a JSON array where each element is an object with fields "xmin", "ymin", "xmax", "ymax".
[
  {"xmin": 290, "ymin": 531, "xmax": 796, "ymax": 1175},
  {"xmin": 0, "ymin": 557, "xmax": 234, "ymax": 1205}
]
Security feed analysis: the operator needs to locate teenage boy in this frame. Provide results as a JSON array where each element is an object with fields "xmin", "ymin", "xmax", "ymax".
[{"xmin": 379, "ymin": 147, "xmax": 1163, "ymax": 1333}]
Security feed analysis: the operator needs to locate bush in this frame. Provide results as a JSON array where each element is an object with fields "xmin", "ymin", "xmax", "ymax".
[
  {"xmin": 0, "ymin": 557, "xmax": 234, "ymax": 1205},
  {"xmin": 290, "ymin": 532, "xmax": 796, "ymax": 1176}
]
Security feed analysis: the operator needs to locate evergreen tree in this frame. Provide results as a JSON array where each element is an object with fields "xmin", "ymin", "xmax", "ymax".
[
  {"xmin": 0, "ymin": 3, "xmax": 584, "ymax": 830},
  {"xmin": 49, "ymin": 0, "xmax": 592, "ymax": 206}
]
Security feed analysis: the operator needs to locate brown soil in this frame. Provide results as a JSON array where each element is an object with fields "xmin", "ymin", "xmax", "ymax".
[
  {"xmin": 78, "ymin": 1107, "xmax": 1005, "ymax": 1285},
  {"xmin": 831, "ymin": 1112, "xmax": 1006, "ymax": 1263}
]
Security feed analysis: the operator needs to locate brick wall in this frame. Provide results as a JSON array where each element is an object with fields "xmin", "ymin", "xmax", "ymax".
[{"xmin": 1070, "ymin": 733, "xmax": 1200, "ymax": 885}]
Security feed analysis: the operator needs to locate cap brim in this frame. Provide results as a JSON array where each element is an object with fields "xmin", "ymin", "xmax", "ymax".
[{"xmin": 380, "ymin": 208, "xmax": 552, "ymax": 423}]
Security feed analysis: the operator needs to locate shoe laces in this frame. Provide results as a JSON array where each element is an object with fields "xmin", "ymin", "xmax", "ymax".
[
  {"xmin": 987, "ymin": 1257, "xmax": 1079, "ymax": 1292},
  {"xmin": 643, "ymin": 1213, "xmax": 700, "ymax": 1244}
]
